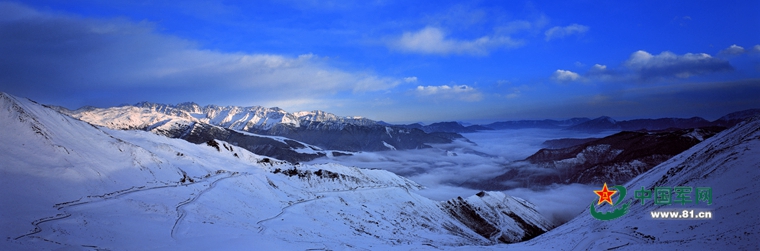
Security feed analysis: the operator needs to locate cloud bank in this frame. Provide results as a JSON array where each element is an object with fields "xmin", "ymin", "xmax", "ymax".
[
  {"xmin": 544, "ymin": 24, "xmax": 589, "ymax": 41},
  {"xmin": 415, "ymin": 84, "xmax": 483, "ymax": 101},
  {"xmin": 719, "ymin": 44, "xmax": 746, "ymax": 55},
  {"xmin": 0, "ymin": 2, "xmax": 400, "ymax": 109},
  {"xmin": 389, "ymin": 26, "xmax": 523, "ymax": 56},
  {"xmin": 551, "ymin": 70, "xmax": 582, "ymax": 82},
  {"xmin": 306, "ymin": 129, "xmax": 612, "ymax": 225},
  {"xmin": 552, "ymin": 50, "xmax": 735, "ymax": 83},
  {"xmin": 625, "ymin": 50, "xmax": 733, "ymax": 80}
]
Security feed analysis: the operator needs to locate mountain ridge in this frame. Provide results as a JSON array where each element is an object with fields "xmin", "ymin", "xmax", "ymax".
[{"xmin": 60, "ymin": 99, "xmax": 464, "ymax": 158}]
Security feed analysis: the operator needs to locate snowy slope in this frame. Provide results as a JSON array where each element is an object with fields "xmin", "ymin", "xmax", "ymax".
[
  {"xmin": 500, "ymin": 116, "xmax": 760, "ymax": 250},
  {"xmin": 1, "ymin": 93, "xmax": 551, "ymax": 250}
]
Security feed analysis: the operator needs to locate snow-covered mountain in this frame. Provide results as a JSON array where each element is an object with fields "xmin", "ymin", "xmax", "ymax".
[
  {"xmin": 0, "ymin": 93, "xmax": 552, "ymax": 250},
  {"xmin": 60, "ymin": 103, "xmax": 345, "ymax": 162},
  {"xmin": 130, "ymin": 101, "xmax": 379, "ymax": 130},
  {"xmin": 504, "ymin": 115, "xmax": 760, "ymax": 250},
  {"xmin": 63, "ymin": 102, "xmax": 464, "ymax": 154}
]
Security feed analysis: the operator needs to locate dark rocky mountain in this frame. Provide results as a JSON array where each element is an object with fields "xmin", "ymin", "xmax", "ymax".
[
  {"xmin": 396, "ymin": 121, "xmax": 493, "ymax": 133},
  {"xmin": 393, "ymin": 109, "xmax": 759, "ymax": 134},
  {"xmin": 618, "ymin": 117, "xmax": 712, "ymax": 130},
  {"xmin": 159, "ymin": 122, "xmax": 332, "ymax": 163},
  {"xmin": 249, "ymin": 122, "xmax": 464, "ymax": 152},
  {"xmin": 565, "ymin": 111, "xmax": 760, "ymax": 132},
  {"xmin": 564, "ymin": 116, "xmax": 620, "ymax": 131},
  {"xmin": 483, "ymin": 118, "xmax": 591, "ymax": 130},
  {"xmin": 464, "ymin": 126, "xmax": 726, "ymax": 190},
  {"xmin": 541, "ymin": 137, "xmax": 600, "ymax": 149}
]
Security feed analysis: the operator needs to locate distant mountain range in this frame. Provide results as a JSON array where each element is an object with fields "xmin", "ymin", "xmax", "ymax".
[
  {"xmin": 398, "ymin": 121, "xmax": 493, "ymax": 133},
  {"xmin": 58, "ymin": 102, "xmax": 464, "ymax": 162},
  {"xmin": 485, "ymin": 118, "xmax": 592, "ymax": 130},
  {"xmin": 393, "ymin": 109, "xmax": 760, "ymax": 134}
]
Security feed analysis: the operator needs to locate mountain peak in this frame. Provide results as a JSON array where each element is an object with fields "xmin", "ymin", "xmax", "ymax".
[
  {"xmin": 594, "ymin": 116, "xmax": 616, "ymax": 123},
  {"xmin": 565, "ymin": 116, "xmax": 621, "ymax": 132}
]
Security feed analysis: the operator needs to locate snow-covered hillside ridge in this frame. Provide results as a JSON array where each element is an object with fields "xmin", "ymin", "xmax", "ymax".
[
  {"xmin": 62, "ymin": 100, "xmax": 464, "ymax": 153},
  {"xmin": 0, "ymin": 93, "xmax": 551, "ymax": 250},
  {"xmin": 506, "ymin": 115, "xmax": 760, "ymax": 250}
]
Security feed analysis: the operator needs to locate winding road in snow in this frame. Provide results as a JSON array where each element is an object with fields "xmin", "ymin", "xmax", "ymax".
[
  {"xmin": 255, "ymin": 185, "xmax": 405, "ymax": 233},
  {"xmin": 171, "ymin": 172, "xmax": 239, "ymax": 238},
  {"xmin": 13, "ymin": 171, "xmax": 237, "ymax": 244}
]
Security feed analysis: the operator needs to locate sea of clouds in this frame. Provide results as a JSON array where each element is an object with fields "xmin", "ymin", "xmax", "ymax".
[{"xmin": 307, "ymin": 128, "xmax": 614, "ymax": 224}]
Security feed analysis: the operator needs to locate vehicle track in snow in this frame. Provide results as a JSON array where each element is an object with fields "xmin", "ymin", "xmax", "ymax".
[
  {"xmin": 171, "ymin": 172, "xmax": 239, "ymax": 238},
  {"xmin": 255, "ymin": 186, "xmax": 402, "ymax": 233},
  {"xmin": 13, "ymin": 171, "xmax": 234, "ymax": 244},
  {"xmin": 12, "ymin": 213, "xmax": 71, "ymax": 240}
]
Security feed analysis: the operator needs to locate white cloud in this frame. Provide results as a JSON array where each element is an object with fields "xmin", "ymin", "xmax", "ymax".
[
  {"xmin": 505, "ymin": 89, "xmax": 521, "ymax": 99},
  {"xmin": 390, "ymin": 26, "xmax": 523, "ymax": 56},
  {"xmin": 588, "ymin": 64, "xmax": 609, "ymax": 75},
  {"xmin": 624, "ymin": 50, "xmax": 732, "ymax": 79},
  {"xmin": 586, "ymin": 64, "xmax": 616, "ymax": 81},
  {"xmin": 404, "ymin": 76, "xmax": 418, "ymax": 83},
  {"xmin": 415, "ymin": 84, "xmax": 483, "ymax": 101},
  {"xmin": 591, "ymin": 64, "xmax": 607, "ymax": 71},
  {"xmin": 557, "ymin": 50, "xmax": 735, "ymax": 83},
  {"xmin": 719, "ymin": 44, "xmax": 746, "ymax": 55},
  {"xmin": 0, "ymin": 2, "xmax": 401, "ymax": 108},
  {"xmin": 753, "ymin": 45, "xmax": 760, "ymax": 53},
  {"xmin": 544, "ymin": 24, "xmax": 589, "ymax": 41},
  {"xmin": 551, "ymin": 69, "xmax": 581, "ymax": 82},
  {"xmin": 496, "ymin": 15, "xmax": 549, "ymax": 35}
]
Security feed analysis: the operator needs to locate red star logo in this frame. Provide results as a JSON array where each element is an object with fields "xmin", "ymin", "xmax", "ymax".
[{"xmin": 594, "ymin": 183, "xmax": 617, "ymax": 205}]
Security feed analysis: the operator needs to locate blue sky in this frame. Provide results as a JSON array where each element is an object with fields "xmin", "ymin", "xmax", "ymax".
[{"xmin": 1, "ymin": 0, "xmax": 759, "ymax": 123}]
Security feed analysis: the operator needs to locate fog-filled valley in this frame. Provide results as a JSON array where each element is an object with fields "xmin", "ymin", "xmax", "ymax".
[{"xmin": 306, "ymin": 129, "xmax": 614, "ymax": 225}]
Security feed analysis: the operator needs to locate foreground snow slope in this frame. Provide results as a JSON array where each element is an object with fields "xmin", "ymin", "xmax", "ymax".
[
  {"xmin": 0, "ymin": 93, "xmax": 552, "ymax": 250},
  {"xmin": 493, "ymin": 116, "xmax": 760, "ymax": 250}
]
